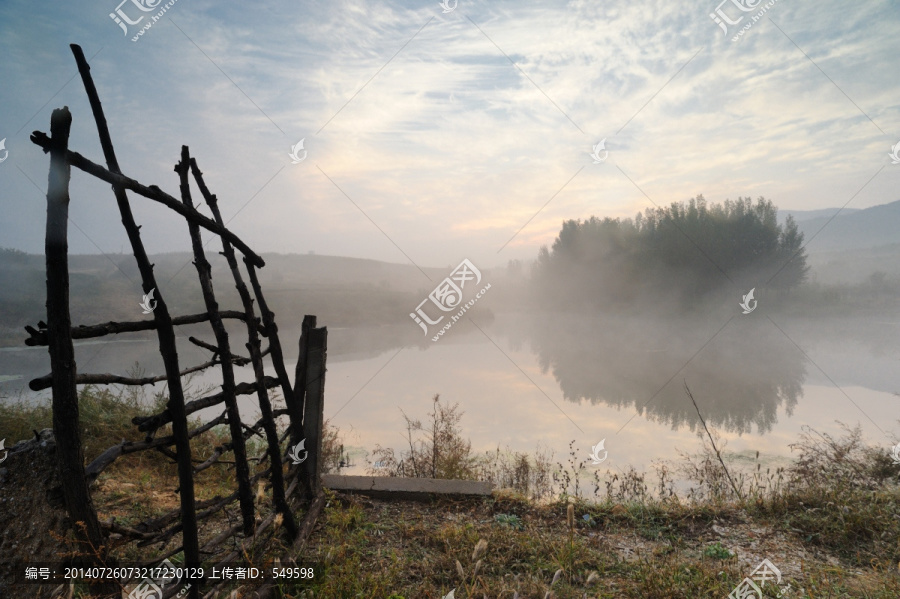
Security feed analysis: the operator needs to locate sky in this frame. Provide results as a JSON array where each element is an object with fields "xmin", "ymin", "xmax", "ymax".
[{"xmin": 0, "ymin": 0, "xmax": 898, "ymax": 271}]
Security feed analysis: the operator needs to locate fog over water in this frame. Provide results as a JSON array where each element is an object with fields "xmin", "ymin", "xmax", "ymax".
[{"xmin": 3, "ymin": 303, "xmax": 897, "ymax": 490}]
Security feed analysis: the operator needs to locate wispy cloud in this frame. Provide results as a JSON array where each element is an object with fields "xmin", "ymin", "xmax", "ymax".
[{"xmin": 1, "ymin": 0, "xmax": 898, "ymax": 268}]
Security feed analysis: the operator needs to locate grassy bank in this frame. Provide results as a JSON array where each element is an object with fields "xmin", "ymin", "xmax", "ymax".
[
  {"xmin": 2, "ymin": 389, "xmax": 899, "ymax": 598},
  {"xmin": 282, "ymin": 396, "xmax": 900, "ymax": 598}
]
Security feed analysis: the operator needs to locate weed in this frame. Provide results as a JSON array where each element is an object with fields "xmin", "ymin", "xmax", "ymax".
[
  {"xmin": 702, "ymin": 542, "xmax": 733, "ymax": 560},
  {"xmin": 494, "ymin": 513, "xmax": 524, "ymax": 530}
]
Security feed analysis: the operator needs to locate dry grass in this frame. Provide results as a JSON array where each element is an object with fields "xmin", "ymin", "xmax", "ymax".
[{"xmin": 5, "ymin": 387, "xmax": 900, "ymax": 598}]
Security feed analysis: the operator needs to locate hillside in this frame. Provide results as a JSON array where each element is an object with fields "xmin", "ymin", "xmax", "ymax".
[
  {"xmin": 783, "ymin": 200, "xmax": 900, "ymax": 252},
  {"xmin": 0, "ymin": 249, "xmax": 468, "ymax": 347},
  {"xmin": 3, "ymin": 211, "xmax": 898, "ymax": 348}
]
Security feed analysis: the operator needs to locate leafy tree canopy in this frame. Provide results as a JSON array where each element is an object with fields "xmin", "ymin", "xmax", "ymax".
[{"xmin": 532, "ymin": 196, "xmax": 809, "ymax": 310}]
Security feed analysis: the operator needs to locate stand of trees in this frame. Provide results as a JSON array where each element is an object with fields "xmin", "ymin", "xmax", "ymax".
[{"xmin": 531, "ymin": 196, "xmax": 809, "ymax": 310}]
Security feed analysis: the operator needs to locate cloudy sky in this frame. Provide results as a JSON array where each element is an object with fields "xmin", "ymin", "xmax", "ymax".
[{"xmin": 0, "ymin": 0, "xmax": 898, "ymax": 270}]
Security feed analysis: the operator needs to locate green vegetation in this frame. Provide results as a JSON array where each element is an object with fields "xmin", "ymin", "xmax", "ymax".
[
  {"xmin": 531, "ymin": 196, "xmax": 810, "ymax": 311},
  {"xmin": 494, "ymin": 513, "xmax": 524, "ymax": 530},
  {"xmin": 702, "ymin": 542, "xmax": 733, "ymax": 560}
]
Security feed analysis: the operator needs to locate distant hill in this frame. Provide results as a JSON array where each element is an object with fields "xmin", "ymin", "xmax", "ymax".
[
  {"xmin": 778, "ymin": 207, "xmax": 861, "ymax": 223},
  {"xmin": 0, "ymin": 249, "xmax": 502, "ymax": 347},
  {"xmin": 778, "ymin": 200, "xmax": 900, "ymax": 252}
]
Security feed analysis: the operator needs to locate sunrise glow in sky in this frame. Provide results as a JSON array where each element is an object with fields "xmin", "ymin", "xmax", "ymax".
[{"xmin": 1, "ymin": 0, "xmax": 898, "ymax": 269}]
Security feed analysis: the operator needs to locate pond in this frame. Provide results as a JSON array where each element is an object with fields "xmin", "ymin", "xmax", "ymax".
[{"xmin": 1, "ymin": 312, "xmax": 897, "ymax": 497}]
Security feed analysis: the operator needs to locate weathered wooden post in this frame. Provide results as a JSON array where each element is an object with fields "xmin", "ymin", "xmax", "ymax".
[
  {"xmin": 176, "ymin": 146, "xmax": 256, "ymax": 536},
  {"xmin": 69, "ymin": 44, "xmax": 200, "ymax": 597},
  {"xmin": 301, "ymin": 326, "xmax": 328, "ymax": 501},
  {"xmin": 290, "ymin": 315, "xmax": 317, "ymax": 447},
  {"xmin": 42, "ymin": 106, "xmax": 111, "ymax": 581}
]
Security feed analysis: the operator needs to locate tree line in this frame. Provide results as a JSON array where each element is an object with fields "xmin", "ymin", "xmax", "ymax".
[{"xmin": 531, "ymin": 196, "xmax": 809, "ymax": 310}]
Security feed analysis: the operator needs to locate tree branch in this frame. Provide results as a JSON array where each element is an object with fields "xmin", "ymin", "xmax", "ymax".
[
  {"xmin": 29, "ymin": 129, "xmax": 264, "ymax": 269},
  {"xmin": 24, "ymin": 310, "xmax": 251, "ymax": 346},
  {"xmin": 132, "ymin": 376, "xmax": 281, "ymax": 432}
]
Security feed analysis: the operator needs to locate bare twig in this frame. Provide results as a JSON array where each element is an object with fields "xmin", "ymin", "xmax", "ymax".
[
  {"xmin": 132, "ymin": 376, "xmax": 280, "ymax": 432},
  {"xmin": 683, "ymin": 381, "xmax": 743, "ymax": 501},
  {"xmin": 85, "ymin": 410, "xmax": 228, "ymax": 483},
  {"xmin": 29, "ymin": 356, "xmax": 245, "ymax": 391}
]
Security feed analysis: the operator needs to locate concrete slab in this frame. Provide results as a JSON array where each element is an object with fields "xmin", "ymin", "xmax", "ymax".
[{"xmin": 322, "ymin": 474, "xmax": 493, "ymax": 501}]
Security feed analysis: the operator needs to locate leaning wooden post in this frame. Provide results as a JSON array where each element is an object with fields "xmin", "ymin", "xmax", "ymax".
[
  {"xmin": 243, "ymin": 261, "xmax": 301, "ymax": 431},
  {"xmin": 69, "ymin": 45, "xmax": 200, "ymax": 594},
  {"xmin": 290, "ymin": 315, "xmax": 316, "ymax": 447},
  {"xmin": 241, "ymin": 262, "xmax": 299, "ymax": 538},
  {"xmin": 302, "ymin": 327, "xmax": 327, "ymax": 501},
  {"xmin": 42, "ymin": 106, "xmax": 110, "ymax": 578},
  {"xmin": 176, "ymin": 146, "xmax": 255, "ymax": 536},
  {"xmin": 189, "ymin": 157, "xmax": 298, "ymax": 540}
]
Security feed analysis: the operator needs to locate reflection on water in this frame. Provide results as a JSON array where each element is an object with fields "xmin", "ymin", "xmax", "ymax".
[
  {"xmin": 503, "ymin": 313, "xmax": 806, "ymax": 435},
  {"xmin": 1, "ymin": 314, "xmax": 897, "ymax": 488},
  {"xmin": 0, "ymin": 323, "xmax": 419, "ymax": 402}
]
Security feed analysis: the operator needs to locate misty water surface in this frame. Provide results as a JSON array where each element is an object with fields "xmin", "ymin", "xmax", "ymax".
[{"xmin": 2, "ymin": 311, "xmax": 897, "ymax": 493}]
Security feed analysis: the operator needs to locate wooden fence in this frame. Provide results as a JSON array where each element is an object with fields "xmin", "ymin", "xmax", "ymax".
[{"xmin": 24, "ymin": 44, "xmax": 326, "ymax": 599}]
